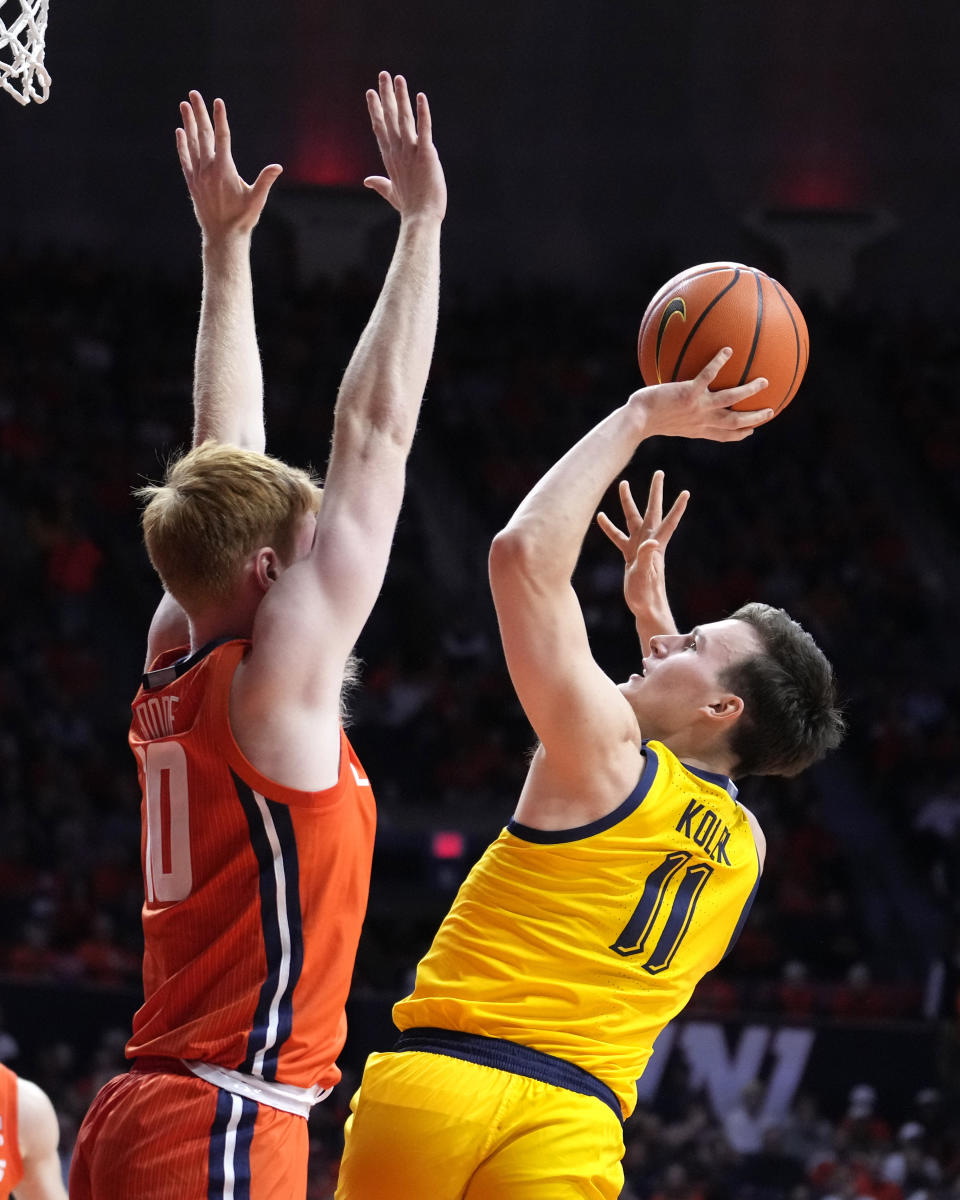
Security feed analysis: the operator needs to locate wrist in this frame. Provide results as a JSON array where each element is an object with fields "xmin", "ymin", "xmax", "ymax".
[
  {"xmin": 622, "ymin": 396, "xmax": 651, "ymax": 445},
  {"xmin": 627, "ymin": 597, "xmax": 657, "ymax": 618},
  {"xmin": 398, "ymin": 211, "xmax": 444, "ymax": 235},
  {"xmin": 201, "ymin": 228, "xmax": 254, "ymax": 256}
]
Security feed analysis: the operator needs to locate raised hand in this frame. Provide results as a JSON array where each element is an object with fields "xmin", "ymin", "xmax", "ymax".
[
  {"xmin": 597, "ymin": 471, "xmax": 687, "ymax": 565},
  {"xmin": 597, "ymin": 472, "xmax": 687, "ymax": 626},
  {"xmin": 629, "ymin": 347, "xmax": 773, "ymax": 441},
  {"xmin": 363, "ymin": 72, "xmax": 446, "ymax": 222},
  {"xmin": 176, "ymin": 91, "xmax": 283, "ymax": 239}
]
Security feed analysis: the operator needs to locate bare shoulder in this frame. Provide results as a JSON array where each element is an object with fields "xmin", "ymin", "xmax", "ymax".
[
  {"xmin": 145, "ymin": 591, "xmax": 190, "ymax": 671},
  {"xmin": 15, "ymin": 1075, "xmax": 67, "ymax": 1198},
  {"xmin": 739, "ymin": 801, "xmax": 767, "ymax": 871},
  {"xmin": 16, "ymin": 1076, "xmax": 60, "ymax": 1151},
  {"xmin": 514, "ymin": 737, "xmax": 647, "ymax": 831}
]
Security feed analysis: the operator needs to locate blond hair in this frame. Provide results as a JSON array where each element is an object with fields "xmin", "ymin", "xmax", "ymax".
[{"xmin": 137, "ymin": 441, "xmax": 321, "ymax": 612}]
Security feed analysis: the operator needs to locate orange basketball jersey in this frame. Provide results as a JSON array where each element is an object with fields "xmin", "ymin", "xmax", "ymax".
[
  {"xmin": 125, "ymin": 638, "xmax": 376, "ymax": 1093},
  {"xmin": 0, "ymin": 1064, "xmax": 23, "ymax": 1200}
]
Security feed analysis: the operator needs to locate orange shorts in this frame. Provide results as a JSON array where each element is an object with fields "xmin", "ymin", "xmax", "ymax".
[{"xmin": 69, "ymin": 1061, "xmax": 308, "ymax": 1200}]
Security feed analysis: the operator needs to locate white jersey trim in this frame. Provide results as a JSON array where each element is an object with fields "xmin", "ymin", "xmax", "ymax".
[
  {"xmin": 251, "ymin": 790, "xmax": 293, "ymax": 1076},
  {"xmin": 184, "ymin": 1060, "xmax": 331, "ymax": 1118}
]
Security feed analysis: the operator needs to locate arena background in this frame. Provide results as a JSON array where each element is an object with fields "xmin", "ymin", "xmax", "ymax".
[{"xmin": 1, "ymin": 3, "xmax": 959, "ymax": 1197}]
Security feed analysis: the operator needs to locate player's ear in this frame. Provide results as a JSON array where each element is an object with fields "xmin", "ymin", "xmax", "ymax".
[
  {"xmin": 251, "ymin": 548, "xmax": 281, "ymax": 592},
  {"xmin": 701, "ymin": 693, "xmax": 744, "ymax": 724}
]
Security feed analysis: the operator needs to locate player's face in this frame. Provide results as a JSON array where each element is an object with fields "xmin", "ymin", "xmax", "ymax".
[{"xmin": 619, "ymin": 618, "xmax": 762, "ymax": 729}]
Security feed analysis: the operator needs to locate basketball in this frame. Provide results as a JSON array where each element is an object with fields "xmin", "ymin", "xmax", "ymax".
[{"xmin": 638, "ymin": 262, "xmax": 809, "ymax": 416}]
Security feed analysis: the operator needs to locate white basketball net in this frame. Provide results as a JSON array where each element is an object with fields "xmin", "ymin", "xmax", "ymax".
[{"xmin": 0, "ymin": 0, "xmax": 50, "ymax": 105}]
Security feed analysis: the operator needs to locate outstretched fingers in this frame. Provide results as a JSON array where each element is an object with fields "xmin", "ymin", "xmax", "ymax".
[
  {"xmin": 393, "ymin": 74, "xmax": 417, "ymax": 143},
  {"xmin": 176, "ymin": 88, "xmax": 284, "ymax": 235},
  {"xmin": 416, "ymin": 91, "xmax": 433, "ymax": 145},
  {"xmin": 658, "ymin": 487, "xmax": 690, "ymax": 540},
  {"xmin": 376, "ymin": 70, "xmax": 400, "ymax": 146},
  {"xmin": 364, "ymin": 80, "xmax": 392, "ymax": 199},
  {"xmin": 188, "ymin": 90, "xmax": 215, "ymax": 162},
  {"xmin": 177, "ymin": 90, "xmax": 223, "ymax": 179},
  {"xmin": 370, "ymin": 72, "xmax": 419, "ymax": 150},
  {"xmin": 642, "ymin": 473, "xmax": 663, "ymax": 529},
  {"xmin": 178, "ymin": 99, "xmax": 200, "ymax": 174},
  {"xmin": 596, "ymin": 509, "xmax": 629, "ymax": 552},
  {"xmin": 212, "ymin": 97, "xmax": 232, "ymax": 157},
  {"xmin": 363, "ymin": 70, "xmax": 446, "ymax": 219}
]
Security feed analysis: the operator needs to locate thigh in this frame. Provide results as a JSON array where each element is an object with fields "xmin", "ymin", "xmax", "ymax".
[
  {"xmin": 336, "ymin": 1051, "xmax": 511, "ymax": 1200},
  {"xmin": 465, "ymin": 1077, "xmax": 625, "ymax": 1200},
  {"xmin": 70, "ymin": 1070, "xmax": 307, "ymax": 1200}
]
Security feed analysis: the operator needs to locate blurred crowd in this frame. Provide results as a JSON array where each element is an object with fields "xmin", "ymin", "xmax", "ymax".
[
  {"xmin": 615, "ymin": 1076, "xmax": 960, "ymax": 1200},
  {"xmin": 0, "ymin": 242, "xmax": 958, "ymax": 1192}
]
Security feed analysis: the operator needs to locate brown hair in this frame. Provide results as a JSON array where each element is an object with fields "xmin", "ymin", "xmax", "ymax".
[
  {"xmin": 137, "ymin": 441, "xmax": 321, "ymax": 612},
  {"xmin": 721, "ymin": 602, "xmax": 845, "ymax": 777}
]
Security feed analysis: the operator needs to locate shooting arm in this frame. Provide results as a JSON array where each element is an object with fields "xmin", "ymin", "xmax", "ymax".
[{"xmin": 491, "ymin": 355, "xmax": 771, "ymax": 762}]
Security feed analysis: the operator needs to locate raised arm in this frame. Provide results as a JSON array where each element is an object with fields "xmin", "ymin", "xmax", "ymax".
[
  {"xmin": 316, "ymin": 73, "xmax": 445, "ymax": 557},
  {"xmin": 230, "ymin": 72, "xmax": 446, "ymax": 787},
  {"xmin": 146, "ymin": 93, "xmax": 283, "ymax": 666},
  {"xmin": 176, "ymin": 91, "xmax": 283, "ymax": 451},
  {"xmin": 597, "ymin": 471, "xmax": 686, "ymax": 655},
  {"xmin": 489, "ymin": 351, "xmax": 770, "ymax": 788}
]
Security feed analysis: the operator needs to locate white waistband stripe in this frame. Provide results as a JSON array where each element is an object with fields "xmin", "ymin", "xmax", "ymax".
[{"xmin": 185, "ymin": 1060, "xmax": 331, "ymax": 1119}]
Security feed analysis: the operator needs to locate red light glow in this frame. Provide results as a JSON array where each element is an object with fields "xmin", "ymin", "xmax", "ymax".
[
  {"xmin": 431, "ymin": 831, "xmax": 466, "ymax": 861},
  {"xmin": 769, "ymin": 154, "xmax": 868, "ymax": 211},
  {"xmin": 288, "ymin": 134, "xmax": 368, "ymax": 187}
]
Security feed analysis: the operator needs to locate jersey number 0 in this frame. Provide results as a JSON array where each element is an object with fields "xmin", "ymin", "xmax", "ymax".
[{"xmin": 136, "ymin": 741, "xmax": 193, "ymax": 903}]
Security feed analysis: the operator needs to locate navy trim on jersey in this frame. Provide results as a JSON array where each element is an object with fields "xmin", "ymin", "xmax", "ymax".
[
  {"xmin": 207, "ymin": 1089, "xmax": 257, "ymax": 1199},
  {"xmin": 721, "ymin": 846, "xmax": 762, "ymax": 959},
  {"xmin": 506, "ymin": 745, "xmax": 660, "ymax": 844},
  {"xmin": 681, "ymin": 759, "xmax": 738, "ymax": 800},
  {"xmin": 142, "ymin": 635, "xmax": 240, "ymax": 691},
  {"xmin": 395, "ymin": 1027, "xmax": 623, "ymax": 1122},
  {"xmin": 232, "ymin": 771, "xmax": 304, "ymax": 1081}
]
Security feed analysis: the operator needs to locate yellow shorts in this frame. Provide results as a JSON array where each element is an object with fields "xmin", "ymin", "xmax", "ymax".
[{"xmin": 335, "ymin": 1046, "xmax": 625, "ymax": 1199}]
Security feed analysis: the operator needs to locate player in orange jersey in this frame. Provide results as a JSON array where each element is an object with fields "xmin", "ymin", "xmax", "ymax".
[
  {"xmin": 336, "ymin": 354, "xmax": 845, "ymax": 1199},
  {"xmin": 0, "ymin": 1062, "xmax": 67, "ymax": 1200},
  {"xmin": 70, "ymin": 72, "xmax": 445, "ymax": 1200}
]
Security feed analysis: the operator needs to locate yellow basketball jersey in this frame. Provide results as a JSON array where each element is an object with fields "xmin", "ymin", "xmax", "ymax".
[{"xmin": 394, "ymin": 740, "xmax": 761, "ymax": 1118}]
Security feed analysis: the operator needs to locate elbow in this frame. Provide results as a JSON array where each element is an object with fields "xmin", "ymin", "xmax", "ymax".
[
  {"xmin": 489, "ymin": 526, "xmax": 538, "ymax": 583},
  {"xmin": 336, "ymin": 401, "xmax": 415, "ymax": 459}
]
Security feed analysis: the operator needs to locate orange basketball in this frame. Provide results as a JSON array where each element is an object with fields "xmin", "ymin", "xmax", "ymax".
[{"xmin": 638, "ymin": 262, "xmax": 809, "ymax": 416}]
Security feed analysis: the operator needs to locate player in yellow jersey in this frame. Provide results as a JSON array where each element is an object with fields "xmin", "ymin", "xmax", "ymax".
[{"xmin": 336, "ymin": 350, "xmax": 844, "ymax": 1199}]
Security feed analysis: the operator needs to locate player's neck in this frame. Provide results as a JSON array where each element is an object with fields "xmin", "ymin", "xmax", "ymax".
[
  {"xmin": 187, "ymin": 597, "xmax": 258, "ymax": 654},
  {"xmin": 657, "ymin": 732, "xmax": 736, "ymax": 781}
]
